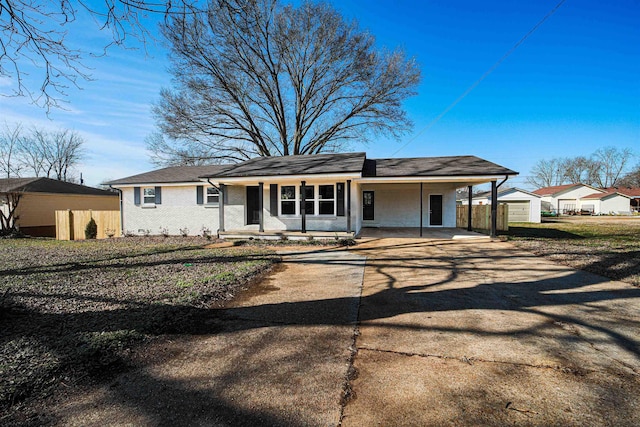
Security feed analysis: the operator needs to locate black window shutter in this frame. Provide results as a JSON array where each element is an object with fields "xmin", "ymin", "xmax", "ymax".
[
  {"xmin": 134, "ymin": 187, "xmax": 141, "ymax": 205},
  {"xmin": 196, "ymin": 186, "xmax": 204, "ymax": 205},
  {"xmin": 336, "ymin": 183, "xmax": 345, "ymax": 216},
  {"xmin": 270, "ymin": 184, "xmax": 278, "ymax": 216},
  {"xmin": 155, "ymin": 186, "xmax": 162, "ymax": 204}
]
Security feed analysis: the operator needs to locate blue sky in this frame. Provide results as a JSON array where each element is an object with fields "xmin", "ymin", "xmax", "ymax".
[{"xmin": 1, "ymin": 0, "xmax": 638, "ymax": 189}]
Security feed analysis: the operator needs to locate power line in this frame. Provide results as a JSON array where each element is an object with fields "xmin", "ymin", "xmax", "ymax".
[{"xmin": 392, "ymin": 0, "xmax": 567, "ymax": 156}]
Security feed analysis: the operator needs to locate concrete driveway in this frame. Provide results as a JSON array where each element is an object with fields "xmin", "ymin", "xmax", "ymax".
[
  {"xmin": 342, "ymin": 238, "xmax": 640, "ymax": 426},
  {"xmin": 52, "ymin": 238, "xmax": 640, "ymax": 426}
]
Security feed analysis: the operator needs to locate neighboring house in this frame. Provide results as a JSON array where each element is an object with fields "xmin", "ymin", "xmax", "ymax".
[
  {"xmin": 0, "ymin": 177, "xmax": 120, "ymax": 237},
  {"xmin": 606, "ymin": 187, "xmax": 640, "ymax": 213},
  {"xmin": 532, "ymin": 183, "xmax": 632, "ymax": 215},
  {"xmin": 581, "ymin": 191, "xmax": 632, "ymax": 215},
  {"xmin": 460, "ymin": 187, "xmax": 541, "ymax": 223},
  {"xmin": 532, "ymin": 183, "xmax": 603, "ymax": 214},
  {"xmin": 106, "ymin": 152, "xmax": 517, "ymax": 238}
]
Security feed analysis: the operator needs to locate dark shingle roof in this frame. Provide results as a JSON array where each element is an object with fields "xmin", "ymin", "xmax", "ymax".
[
  {"xmin": 108, "ymin": 153, "xmax": 518, "ymax": 184},
  {"xmin": 105, "ymin": 165, "xmax": 233, "ymax": 185},
  {"xmin": 363, "ymin": 156, "xmax": 517, "ymax": 177},
  {"xmin": 202, "ymin": 152, "xmax": 366, "ymax": 178},
  {"xmin": 0, "ymin": 177, "xmax": 118, "ymax": 196}
]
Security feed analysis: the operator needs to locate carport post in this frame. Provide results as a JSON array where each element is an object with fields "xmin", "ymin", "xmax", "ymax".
[
  {"xmin": 219, "ymin": 184, "xmax": 225, "ymax": 232},
  {"xmin": 491, "ymin": 180, "xmax": 497, "ymax": 238},
  {"xmin": 301, "ymin": 181, "xmax": 306, "ymax": 233},
  {"xmin": 258, "ymin": 182, "xmax": 264, "ymax": 232},
  {"xmin": 419, "ymin": 182, "xmax": 423, "ymax": 237},
  {"xmin": 467, "ymin": 185, "xmax": 473, "ymax": 231},
  {"xmin": 346, "ymin": 180, "xmax": 352, "ymax": 233}
]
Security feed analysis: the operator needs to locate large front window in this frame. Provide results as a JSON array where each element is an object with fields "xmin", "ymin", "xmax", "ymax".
[{"xmin": 280, "ymin": 184, "xmax": 336, "ymax": 216}]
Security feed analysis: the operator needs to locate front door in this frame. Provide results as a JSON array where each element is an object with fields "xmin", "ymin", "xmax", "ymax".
[
  {"xmin": 429, "ymin": 194, "xmax": 443, "ymax": 226},
  {"xmin": 246, "ymin": 186, "xmax": 260, "ymax": 225},
  {"xmin": 363, "ymin": 191, "xmax": 374, "ymax": 221}
]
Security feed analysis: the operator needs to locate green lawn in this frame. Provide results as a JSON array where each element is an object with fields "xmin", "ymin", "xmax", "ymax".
[
  {"xmin": 504, "ymin": 218, "xmax": 640, "ymax": 286},
  {"xmin": 0, "ymin": 237, "xmax": 278, "ymax": 419}
]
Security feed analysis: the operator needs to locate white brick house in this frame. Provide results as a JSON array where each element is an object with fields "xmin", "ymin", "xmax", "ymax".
[{"xmin": 107, "ymin": 153, "xmax": 518, "ymax": 238}]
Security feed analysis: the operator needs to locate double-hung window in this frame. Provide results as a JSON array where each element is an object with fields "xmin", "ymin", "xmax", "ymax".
[
  {"xmin": 303, "ymin": 186, "xmax": 315, "ymax": 215},
  {"xmin": 143, "ymin": 187, "xmax": 156, "ymax": 205},
  {"xmin": 280, "ymin": 185, "xmax": 297, "ymax": 215},
  {"xmin": 318, "ymin": 185, "xmax": 335, "ymax": 215},
  {"xmin": 206, "ymin": 187, "xmax": 219, "ymax": 204}
]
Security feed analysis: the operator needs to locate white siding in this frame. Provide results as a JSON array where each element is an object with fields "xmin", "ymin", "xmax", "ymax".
[{"xmin": 599, "ymin": 195, "xmax": 632, "ymax": 214}]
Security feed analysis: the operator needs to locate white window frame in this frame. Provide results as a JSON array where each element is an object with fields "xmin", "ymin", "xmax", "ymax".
[
  {"xmin": 317, "ymin": 184, "xmax": 336, "ymax": 216},
  {"xmin": 279, "ymin": 184, "xmax": 336, "ymax": 216},
  {"xmin": 142, "ymin": 187, "xmax": 156, "ymax": 205},
  {"xmin": 280, "ymin": 185, "xmax": 298, "ymax": 216},
  {"xmin": 206, "ymin": 186, "xmax": 220, "ymax": 204}
]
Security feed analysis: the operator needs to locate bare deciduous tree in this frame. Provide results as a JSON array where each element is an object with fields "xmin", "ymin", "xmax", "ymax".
[
  {"xmin": 560, "ymin": 156, "xmax": 599, "ymax": 186},
  {"xmin": 0, "ymin": 122, "xmax": 23, "ymax": 178},
  {"xmin": 150, "ymin": 0, "xmax": 421, "ymax": 165},
  {"xmin": 0, "ymin": 123, "xmax": 85, "ymax": 181},
  {"xmin": 526, "ymin": 158, "xmax": 565, "ymax": 189},
  {"xmin": 0, "ymin": 0, "xmax": 202, "ymax": 110},
  {"xmin": 618, "ymin": 163, "xmax": 640, "ymax": 188},
  {"xmin": 0, "ymin": 191, "xmax": 22, "ymax": 235},
  {"xmin": 528, "ymin": 147, "xmax": 635, "ymax": 189},
  {"xmin": 590, "ymin": 146, "xmax": 634, "ymax": 188}
]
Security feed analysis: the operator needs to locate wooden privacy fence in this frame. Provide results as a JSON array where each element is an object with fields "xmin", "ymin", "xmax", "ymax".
[
  {"xmin": 55, "ymin": 210, "xmax": 121, "ymax": 240},
  {"xmin": 456, "ymin": 204, "xmax": 508, "ymax": 231}
]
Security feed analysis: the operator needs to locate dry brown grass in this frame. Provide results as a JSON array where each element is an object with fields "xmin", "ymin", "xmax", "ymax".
[
  {"xmin": 505, "ymin": 217, "xmax": 640, "ymax": 286},
  {"xmin": 0, "ymin": 237, "xmax": 277, "ymax": 423}
]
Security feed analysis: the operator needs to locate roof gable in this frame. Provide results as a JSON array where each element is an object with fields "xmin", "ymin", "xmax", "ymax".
[
  {"xmin": 605, "ymin": 187, "xmax": 640, "ymax": 198},
  {"xmin": 582, "ymin": 191, "xmax": 631, "ymax": 200}
]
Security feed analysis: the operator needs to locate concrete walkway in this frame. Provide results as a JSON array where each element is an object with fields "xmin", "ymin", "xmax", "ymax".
[
  {"xmin": 52, "ymin": 248, "xmax": 367, "ymax": 426},
  {"xmin": 342, "ymin": 238, "xmax": 640, "ymax": 426}
]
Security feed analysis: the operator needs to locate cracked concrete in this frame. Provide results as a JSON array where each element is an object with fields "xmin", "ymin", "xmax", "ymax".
[
  {"xmin": 341, "ymin": 237, "xmax": 640, "ymax": 426},
  {"xmin": 47, "ymin": 238, "xmax": 640, "ymax": 426}
]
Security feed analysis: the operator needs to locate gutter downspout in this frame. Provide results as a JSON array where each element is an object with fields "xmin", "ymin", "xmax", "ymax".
[
  {"xmin": 110, "ymin": 186, "xmax": 124, "ymax": 237},
  {"xmin": 490, "ymin": 175, "xmax": 510, "ymax": 238}
]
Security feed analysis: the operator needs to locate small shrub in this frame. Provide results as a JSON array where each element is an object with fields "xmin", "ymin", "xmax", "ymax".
[
  {"xmin": 201, "ymin": 226, "xmax": 212, "ymax": 240},
  {"xmin": 124, "ymin": 230, "xmax": 135, "ymax": 237},
  {"xmin": 179, "ymin": 227, "xmax": 189, "ymax": 237},
  {"xmin": 142, "ymin": 229, "xmax": 151, "ymax": 237},
  {"xmin": 159, "ymin": 226, "xmax": 169, "ymax": 237},
  {"xmin": 84, "ymin": 218, "xmax": 98, "ymax": 239},
  {"xmin": 337, "ymin": 238, "xmax": 356, "ymax": 247},
  {"xmin": 105, "ymin": 228, "xmax": 116, "ymax": 238}
]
